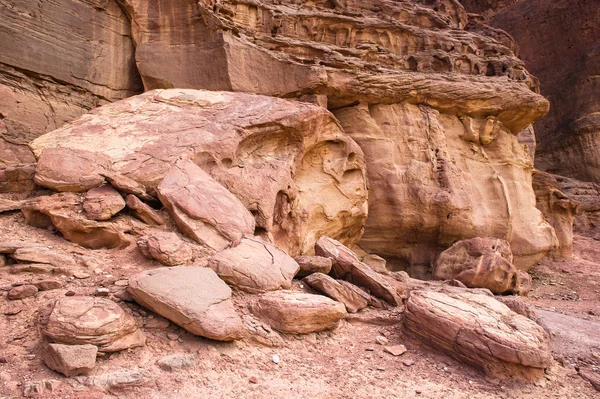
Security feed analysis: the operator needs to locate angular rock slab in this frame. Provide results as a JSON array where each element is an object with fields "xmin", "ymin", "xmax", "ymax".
[
  {"xmin": 42, "ymin": 343, "xmax": 97, "ymax": 377},
  {"xmin": 303, "ymin": 273, "xmax": 369, "ymax": 313},
  {"xmin": 83, "ymin": 185, "xmax": 125, "ymax": 221},
  {"xmin": 128, "ymin": 267, "xmax": 245, "ymax": 341},
  {"xmin": 136, "ymin": 231, "xmax": 193, "ymax": 266},
  {"xmin": 39, "ymin": 297, "xmax": 146, "ymax": 352},
  {"xmin": 157, "ymin": 159, "xmax": 254, "ymax": 251},
  {"xmin": 29, "ymin": 89, "xmax": 368, "ymax": 256},
  {"xmin": 294, "ymin": 256, "xmax": 332, "ymax": 278},
  {"xmin": 125, "ymin": 194, "xmax": 165, "ymax": 225},
  {"xmin": 208, "ymin": 237, "xmax": 299, "ymax": 293},
  {"xmin": 315, "ymin": 236, "xmax": 401, "ymax": 306},
  {"xmin": 433, "ymin": 237, "xmax": 528, "ymax": 295},
  {"xmin": 404, "ymin": 290, "xmax": 552, "ymax": 379},
  {"xmin": 252, "ymin": 291, "xmax": 347, "ymax": 334}
]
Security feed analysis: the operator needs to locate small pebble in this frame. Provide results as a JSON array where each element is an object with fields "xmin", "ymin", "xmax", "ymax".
[
  {"xmin": 272, "ymin": 354, "xmax": 280, "ymax": 364},
  {"xmin": 167, "ymin": 333, "xmax": 179, "ymax": 341},
  {"xmin": 402, "ymin": 359, "xmax": 414, "ymax": 367},
  {"xmin": 249, "ymin": 376, "xmax": 258, "ymax": 384},
  {"xmin": 65, "ymin": 291, "xmax": 76, "ymax": 296},
  {"xmin": 375, "ymin": 335, "xmax": 389, "ymax": 345}
]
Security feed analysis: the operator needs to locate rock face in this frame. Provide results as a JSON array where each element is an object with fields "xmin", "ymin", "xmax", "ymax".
[
  {"xmin": 555, "ymin": 176, "xmax": 600, "ymax": 240},
  {"xmin": 315, "ymin": 237, "xmax": 401, "ymax": 306},
  {"xmin": 128, "ymin": 267, "xmax": 245, "ymax": 341},
  {"xmin": 251, "ymin": 291, "xmax": 347, "ymax": 334},
  {"xmin": 532, "ymin": 171, "xmax": 579, "ymax": 259},
  {"xmin": 29, "ymin": 89, "xmax": 368, "ymax": 256},
  {"xmin": 464, "ymin": 0, "xmax": 600, "ymax": 184},
  {"xmin": 39, "ymin": 297, "xmax": 146, "ymax": 353},
  {"xmin": 41, "ymin": 343, "xmax": 97, "ymax": 377},
  {"xmin": 404, "ymin": 290, "xmax": 552, "ymax": 379},
  {"xmin": 303, "ymin": 273, "xmax": 369, "ymax": 313},
  {"xmin": 208, "ymin": 238, "xmax": 299, "ymax": 294},
  {"xmin": 433, "ymin": 237, "xmax": 530, "ymax": 295},
  {"xmin": 157, "ymin": 159, "xmax": 255, "ymax": 251}
]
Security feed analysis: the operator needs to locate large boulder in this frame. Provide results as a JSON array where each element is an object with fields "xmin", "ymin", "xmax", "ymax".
[
  {"xmin": 208, "ymin": 238, "xmax": 299, "ymax": 293},
  {"xmin": 128, "ymin": 267, "xmax": 245, "ymax": 341},
  {"xmin": 315, "ymin": 237, "xmax": 401, "ymax": 306},
  {"xmin": 433, "ymin": 237, "xmax": 530, "ymax": 295},
  {"xmin": 157, "ymin": 159, "xmax": 254, "ymax": 251},
  {"xmin": 39, "ymin": 297, "xmax": 146, "ymax": 353},
  {"xmin": 404, "ymin": 290, "xmax": 551, "ymax": 379},
  {"xmin": 29, "ymin": 89, "xmax": 368, "ymax": 256},
  {"xmin": 251, "ymin": 291, "xmax": 347, "ymax": 334}
]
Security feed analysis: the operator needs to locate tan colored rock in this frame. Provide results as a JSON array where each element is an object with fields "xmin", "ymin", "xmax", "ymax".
[
  {"xmin": 532, "ymin": 171, "xmax": 579, "ymax": 259},
  {"xmin": 29, "ymin": 89, "xmax": 368, "ymax": 256},
  {"xmin": 11, "ymin": 246, "xmax": 76, "ymax": 267},
  {"xmin": 39, "ymin": 296, "xmax": 146, "ymax": 352},
  {"xmin": 404, "ymin": 290, "xmax": 551, "ymax": 379},
  {"xmin": 362, "ymin": 254, "xmax": 388, "ymax": 274},
  {"xmin": 42, "ymin": 343, "xmax": 97, "ymax": 377},
  {"xmin": 33, "ymin": 280, "xmax": 63, "ymax": 291},
  {"xmin": 128, "ymin": 267, "xmax": 245, "ymax": 341},
  {"xmin": 334, "ymin": 103, "xmax": 557, "ymax": 273},
  {"xmin": 125, "ymin": 195, "xmax": 165, "ymax": 226},
  {"xmin": 8, "ymin": 284, "xmax": 38, "ymax": 300},
  {"xmin": 315, "ymin": 237, "xmax": 401, "ymax": 306},
  {"xmin": 303, "ymin": 273, "xmax": 369, "ymax": 313},
  {"xmin": 294, "ymin": 256, "xmax": 333, "ymax": 278},
  {"xmin": 102, "ymin": 172, "xmax": 152, "ymax": 200},
  {"xmin": 555, "ymin": 176, "xmax": 600, "ymax": 240},
  {"xmin": 136, "ymin": 232, "xmax": 192, "ymax": 266},
  {"xmin": 208, "ymin": 238, "xmax": 299, "ymax": 294},
  {"xmin": 433, "ymin": 237, "xmax": 526, "ymax": 295},
  {"xmin": 83, "ymin": 185, "xmax": 126, "ymax": 221},
  {"xmin": 34, "ymin": 148, "xmax": 110, "ymax": 192},
  {"xmin": 251, "ymin": 291, "xmax": 347, "ymax": 334},
  {"xmin": 0, "ymin": 197, "xmax": 26, "ymax": 213},
  {"xmin": 157, "ymin": 159, "xmax": 254, "ymax": 251},
  {"xmin": 22, "ymin": 193, "xmax": 130, "ymax": 249}
]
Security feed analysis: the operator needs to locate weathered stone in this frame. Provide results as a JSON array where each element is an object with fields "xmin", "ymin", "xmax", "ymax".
[
  {"xmin": 41, "ymin": 343, "xmax": 97, "ymax": 377},
  {"xmin": 0, "ymin": 164, "xmax": 36, "ymax": 194},
  {"xmin": 208, "ymin": 238, "xmax": 299, "ymax": 294},
  {"xmin": 34, "ymin": 148, "xmax": 110, "ymax": 192},
  {"xmin": 136, "ymin": 231, "xmax": 192, "ymax": 266},
  {"xmin": 252, "ymin": 291, "xmax": 347, "ymax": 334},
  {"xmin": 303, "ymin": 273, "xmax": 369, "ymax": 313},
  {"xmin": 156, "ymin": 354, "xmax": 195, "ymax": 372},
  {"xmin": 101, "ymin": 172, "xmax": 152, "ymax": 200},
  {"xmin": 33, "ymin": 280, "xmax": 63, "ymax": 291},
  {"xmin": 83, "ymin": 185, "xmax": 126, "ymax": 221},
  {"xmin": 125, "ymin": 195, "xmax": 165, "ymax": 226},
  {"xmin": 39, "ymin": 296, "xmax": 146, "ymax": 352},
  {"xmin": 294, "ymin": 256, "xmax": 332, "ymax": 278},
  {"xmin": 128, "ymin": 267, "xmax": 245, "ymax": 341},
  {"xmin": 0, "ymin": 197, "xmax": 26, "ymax": 213},
  {"xmin": 29, "ymin": 89, "xmax": 368, "ymax": 256},
  {"xmin": 315, "ymin": 237, "xmax": 401, "ymax": 306},
  {"xmin": 433, "ymin": 237, "xmax": 526, "ymax": 295},
  {"xmin": 78, "ymin": 369, "xmax": 153, "ymax": 390},
  {"xmin": 11, "ymin": 247, "xmax": 76, "ymax": 267},
  {"xmin": 157, "ymin": 159, "xmax": 254, "ymax": 251},
  {"xmin": 362, "ymin": 254, "xmax": 388, "ymax": 274},
  {"xmin": 532, "ymin": 171, "xmax": 579, "ymax": 259},
  {"xmin": 7, "ymin": 284, "xmax": 38, "ymax": 300},
  {"xmin": 384, "ymin": 345, "xmax": 407, "ymax": 357},
  {"xmin": 404, "ymin": 290, "xmax": 551, "ymax": 379}
]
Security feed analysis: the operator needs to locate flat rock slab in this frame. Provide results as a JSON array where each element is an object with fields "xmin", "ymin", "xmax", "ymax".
[
  {"xmin": 303, "ymin": 273, "xmax": 369, "ymax": 313},
  {"xmin": 39, "ymin": 296, "xmax": 146, "ymax": 352},
  {"xmin": 83, "ymin": 185, "xmax": 125, "ymax": 221},
  {"xmin": 128, "ymin": 266, "xmax": 245, "ymax": 341},
  {"xmin": 252, "ymin": 291, "xmax": 347, "ymax": 334},
  {"xmin": 136, "ymin": 231, "xmax": 192, "ymax": 266},
  {"xmin": 125, "ymin": 194, "xmax": 165, "ymax": 225},
  {"xmin": 42, "ymin": 343, "xmax": 97, "ymax": 377},
  {"xmin": 294, "ymin": 256, "xmax": 332, "ymax": 278},
  {"xmin": 315, "ymin": 236, "xmax": 401, "ymax": 306},
  {"xmin": 404, "ymin": 290, "xmax": 551, "ymax": 379},
  {"xmin": 209, "ymin": 238, "xmax": 299, "ymax": 293},
  {"xmin": 157, "ymin": 159, "xmax": 255, "ymax": 251}
]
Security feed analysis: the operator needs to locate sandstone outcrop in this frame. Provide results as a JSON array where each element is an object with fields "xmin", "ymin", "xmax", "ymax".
[
  {"xmin": 555, "ymin": 176, "xmax": 600, "ymax": 240},
  {"xmin": 315, "ymin": 237, "xmax": 402, "ymax": 306},
  {"xmin": 128, "ymin": 267, "xmax": 245, "ymax": 341},
  {"xmin": 404, "ymin": 290, "xmax": 551, "ymax": 379},
  {"xmin": 29, "ymin": 89, "xmax": 368, "ymax": 256},
  {"xmin": 157, "ymin": 159, "xmax": 255, "ymax": 251},
  {"xmin": 433, "ymin": 237, "xmax": 530, "ymax": 295},
  {"xmin": 251, "ymin": 291, "xmax": 347, "ymax": 334},
  {"xmin": 303, "ymin": 273, "xmax": 369, "ymax": 313},
  {"xmin": 532, "ymin": 171, "xmax": 579, "ymax": 259},
  {"xmin": 208, "ymin": 238, "xmax": 299, "ymax": 294},
  {"xmin": 41, "ymin": 343, "xmax": 97, "ymax": 377},
  {"xmin": 39, "ymin": 297, "xmax": 146, "ymax": 353}
]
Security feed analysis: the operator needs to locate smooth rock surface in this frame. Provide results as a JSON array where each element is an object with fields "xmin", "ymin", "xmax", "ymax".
[
  {"xmin": 303, "ymin": 273, "xmax": 369, "ymax": 313},
  {"xmin": 208, "ymin": 238, "xmax": 299, "ymax": 294},
  {"xmin": 404, "ymin": 290, "xmax": 551, "ymax": 379},
  {"xmin": 252, "ymin": 291, "xmax": 347, "ymax": 334},
  {"xmin": 42, "ymin": 343, "xmax": 97, "ymax": 377},
  {"xmin": 128, "ymin": 267, "xmax": 245, "ymax": 341},
  {"xmin": 39, "ymin": 297, "xmax": 145, "ymax": 352}
]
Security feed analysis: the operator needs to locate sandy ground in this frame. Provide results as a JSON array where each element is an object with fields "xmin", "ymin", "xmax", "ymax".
[{"xmin": 1, "ymin": 212, "xmax": 599, "ymax": 398}]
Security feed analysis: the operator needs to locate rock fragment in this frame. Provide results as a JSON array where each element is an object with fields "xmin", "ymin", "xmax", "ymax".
[
  {"xmin": 136, "ymin": 231, "xmax": 192, "ymax": 266},
  {"xmin": 303, "ymin": 273, "xmax": 369, "ymax": 313},
  {"xmin": 41, "ymin": 343, "xmax": 97, "ymax": 377},
  {"xmin": 157, "ymin": 354, "xmax": 195, "ymax": 371},
  {"xmin": 294, "ymin": 256, "xmax": 332, "ymax": 278},
  {"xmin": 83, "ymin": 185, "xmax": 125, "ymax": 221},
  {"xmin": 125, "ymin": 195, "xmax": 165, "ymax": 225},
  {"xmin": 34, "ymin": 148, "xmax": 109, "ymax": 192},
  {"xmin": 8, "ymin": 284, "xmax": 38, "ymax": 300}
]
